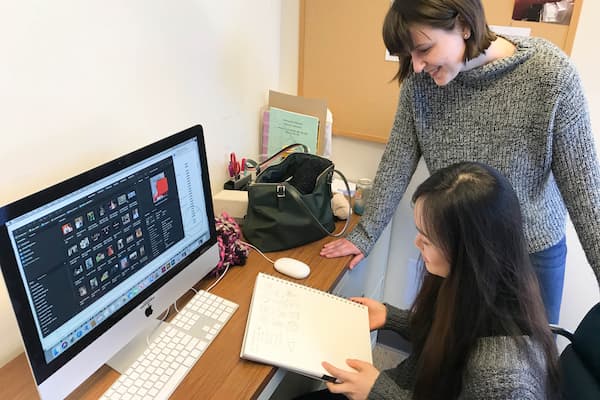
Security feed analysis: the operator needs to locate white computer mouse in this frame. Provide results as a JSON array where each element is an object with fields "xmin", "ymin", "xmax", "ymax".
[{"xmin": 273, "ymin": 257, "xmax": 311, "ymax": 279}]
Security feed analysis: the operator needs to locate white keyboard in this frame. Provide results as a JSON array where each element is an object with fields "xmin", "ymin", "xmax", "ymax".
[{"xmin": 101, "ymin": 291, "xmax": 238, "ymax": 400}]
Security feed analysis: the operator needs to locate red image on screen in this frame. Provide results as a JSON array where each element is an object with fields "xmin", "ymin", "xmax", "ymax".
[{"xmin": 151, "ymin": 173, "xmax": 169, "ymax": 203}]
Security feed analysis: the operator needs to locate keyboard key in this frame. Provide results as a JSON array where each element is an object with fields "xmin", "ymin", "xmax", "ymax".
[{"xmin": 99, "ymin": 291, "xmax": 238, "ymax": 400}]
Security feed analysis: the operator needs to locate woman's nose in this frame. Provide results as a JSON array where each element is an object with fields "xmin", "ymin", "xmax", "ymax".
[
  {"xmin": 411, "ymin": 54, "xmax": 426, "ymax": 73},
  {"xmin": 414, "ymin": 235, "xmax": 422, "ymax": 250}
]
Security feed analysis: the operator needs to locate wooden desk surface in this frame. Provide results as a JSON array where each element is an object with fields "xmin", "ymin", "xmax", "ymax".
[{"xmin": 0, "ymin": 218, "xmax": 357, "ymax": 400}]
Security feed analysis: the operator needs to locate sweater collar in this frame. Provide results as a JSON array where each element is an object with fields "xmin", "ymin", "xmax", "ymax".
[{"xmin": 452, "ymin": 35, "xmax": 535, "ymax": 84}]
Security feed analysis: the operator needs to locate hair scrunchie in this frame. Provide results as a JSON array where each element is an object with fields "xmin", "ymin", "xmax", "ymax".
[{"xmin": 213, "ymin": 212, "xmax": 248, "ymax": 275}]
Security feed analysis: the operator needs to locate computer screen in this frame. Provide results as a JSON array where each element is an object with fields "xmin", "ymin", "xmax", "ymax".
[{"xmin": 0, "ymin": 125, "xmax": 219, "ymax": 399}]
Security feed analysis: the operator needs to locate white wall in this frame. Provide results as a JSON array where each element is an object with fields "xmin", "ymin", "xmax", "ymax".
[
  {"xmin": 279, "ymin": 1, "xmax": 300, "ymax": 95},
  {"xmin": 0, "ymin": 0, "xmax": 288, "ymax": 367}
]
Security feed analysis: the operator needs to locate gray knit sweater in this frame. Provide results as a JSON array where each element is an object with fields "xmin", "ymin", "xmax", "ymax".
[
  {"xmin": 347, "ymin": 36, "xmax": 600, "ymax": 286},
  {"xmin": 369, "ymin": 305, "xmax": 550, "ymax": 399}
]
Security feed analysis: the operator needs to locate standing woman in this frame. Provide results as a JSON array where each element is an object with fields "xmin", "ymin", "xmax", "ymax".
[
  {"xmin": 300, "ymin": 162, "xmax": 560, "ymax": 400},
  {"xmin": 321, "ymin": 0, "xmax": 600, "ymax": 323}
]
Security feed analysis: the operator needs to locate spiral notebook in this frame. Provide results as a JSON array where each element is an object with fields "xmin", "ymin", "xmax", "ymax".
[{"xmin": 240, "ymin": 272, "xmax": 372, "ymax": 381}]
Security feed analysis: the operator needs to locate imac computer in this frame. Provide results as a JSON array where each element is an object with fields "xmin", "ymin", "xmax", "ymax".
[{"xmin": 0, "ymin": 125, "xmax": 219, "ymax": 399}]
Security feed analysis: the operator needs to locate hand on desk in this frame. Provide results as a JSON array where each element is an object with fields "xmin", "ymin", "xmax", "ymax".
[
  {"xmin": 320, "ymin": 238, "xmax": 364, "ymax": 269},
  {"xmin": 322, "ymin": 359, "xmax": 380, "ymax": 400}
]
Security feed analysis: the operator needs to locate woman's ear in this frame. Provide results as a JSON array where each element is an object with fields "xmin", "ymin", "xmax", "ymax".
[{"xmin": 455, "ymin": 16, "xmax": 471, "ymax": 40}]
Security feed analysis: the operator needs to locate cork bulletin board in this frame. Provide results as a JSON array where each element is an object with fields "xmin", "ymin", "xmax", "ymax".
[
  {"xmin": 298, "ymin": 0, "xmax": 582, "ymax": 143},
  {"xmin": 299, "ymin": 0, "xmax": 397, "ymax": 143}
]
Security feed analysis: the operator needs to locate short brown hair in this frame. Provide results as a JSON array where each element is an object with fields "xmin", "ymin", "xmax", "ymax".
[{"xmin": 383, "ymin": 0, "xmax": 496, "ymax": 83}]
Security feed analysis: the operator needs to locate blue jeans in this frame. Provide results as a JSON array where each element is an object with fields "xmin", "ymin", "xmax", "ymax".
[{"xmin": 529, "ymin": 237, "xmax": 567, "ymax": 324}]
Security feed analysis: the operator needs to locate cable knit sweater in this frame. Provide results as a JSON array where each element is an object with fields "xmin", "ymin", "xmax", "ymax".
[
  {"xmin": 369, "ymin": 305, "xmax": 550, "ymax": 399},
  {"xmin": 347, "ymin": 36, "xmax": 600, "ymax": 287}
]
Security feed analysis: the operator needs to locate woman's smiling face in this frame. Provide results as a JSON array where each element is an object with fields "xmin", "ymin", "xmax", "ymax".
[{"xmin": 408, "ymin": 22, "xmax": 470, "ymax": 86}]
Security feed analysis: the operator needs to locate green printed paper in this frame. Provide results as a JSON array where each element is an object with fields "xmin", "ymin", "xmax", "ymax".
[{"xmin": 267, "ymin": 107, "xmax": 319, "ymax": 155}]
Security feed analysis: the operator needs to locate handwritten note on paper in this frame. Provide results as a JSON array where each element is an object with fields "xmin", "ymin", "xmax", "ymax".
[
  {"xmin": 241, "ymin": 273, "xmax": 373, "ymax": 379},
  {"xmin": 267, "ymin": 107, "xmax": 319, "ymax": 155},
  {"xmin": 246, "ymin": 279, "xmax": 302, "ymax": 358}
]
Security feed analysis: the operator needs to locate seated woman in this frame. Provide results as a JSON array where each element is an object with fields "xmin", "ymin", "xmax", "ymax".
[{"xmin": 297, "ymin": 162, "xmax": 560, "ymax": 400}]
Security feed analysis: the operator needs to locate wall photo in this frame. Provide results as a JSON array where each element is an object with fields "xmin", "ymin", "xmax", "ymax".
[{"xmin": 512, "ymin": 0, "xmax": 575, "ymax": 25}]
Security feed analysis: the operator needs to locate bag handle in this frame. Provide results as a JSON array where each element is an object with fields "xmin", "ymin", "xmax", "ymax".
[
  {"xmin": 284, "ymin": 169, "xmax": 352, "ymax": 238},
  {"xmin": 246, "ymin": 143, "xmax": 309, "ymax": 175}
]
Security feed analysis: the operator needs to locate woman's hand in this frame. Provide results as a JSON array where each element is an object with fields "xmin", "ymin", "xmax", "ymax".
[
  {"xmin": 349, "ymin": 297, "xmax": 387, "ymax": 331},
  {"xmin": 322, "ymin": 359, "xmax": 380, "ymax": 400},
  {"xmin": 320, "ymin": 238, "xmax": 364, "ymax": 269}
]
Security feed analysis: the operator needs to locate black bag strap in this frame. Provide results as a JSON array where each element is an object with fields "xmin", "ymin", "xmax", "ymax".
[{"xmin": 283, "ymin": 169, "xmax": 352, "ymax": 238}]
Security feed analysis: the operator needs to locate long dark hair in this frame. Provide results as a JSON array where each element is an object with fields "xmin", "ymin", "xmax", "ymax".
[
  {"xmin": 382, "ymin": 0, "xmax": 496, "ymax": 83},
  {"xmin": 409, "ymin": 162, "xmax": 559, "ymax": 400}
]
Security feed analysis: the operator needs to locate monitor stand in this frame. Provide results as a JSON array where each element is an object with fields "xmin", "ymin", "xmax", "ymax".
[{"xmin": 106, "ymin": 318, "xmax": 168, "ymax": 374}]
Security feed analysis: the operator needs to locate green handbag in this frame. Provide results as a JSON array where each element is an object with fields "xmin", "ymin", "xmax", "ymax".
[{"xmin": 242, "ymin": 148, "xmax": 350, "ymax": 252}]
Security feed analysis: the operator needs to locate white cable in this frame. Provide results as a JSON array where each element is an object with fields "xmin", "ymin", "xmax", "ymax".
[
  {"xmin": 174, "ymin": 286, "xmax": 199, "ymax": 313},
  {"xmin": 146, "ymin": 305, "xmax": 171, "ymax": 346},
  {"xmin": 144, "ymin": 240, "xmax": 263, "ymax": 344},
  {"xmin": 205, "ymin": 264, "xmax": 230, "ymax": 292},
  {"xmin": 238, "ymin": 240, "xmax": 275, "ymax": 264},
  {"xmin": 202, "ymin": 240, "xmax": 272, "ymax": 293},
  {"xmin": 145, "ymin": 285, "xmax": 201, "ymax": 346}
]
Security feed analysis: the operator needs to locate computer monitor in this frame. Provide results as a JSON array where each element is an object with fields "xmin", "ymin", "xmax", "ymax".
[{"xmin": 0, "ymin": 125, "xmax": 219, "ymax": 399}]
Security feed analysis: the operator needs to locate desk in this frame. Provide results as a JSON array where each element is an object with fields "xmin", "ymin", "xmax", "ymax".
[{"xmin": 0, "ymin": 218, "xmax": 358, "ymax": 400}]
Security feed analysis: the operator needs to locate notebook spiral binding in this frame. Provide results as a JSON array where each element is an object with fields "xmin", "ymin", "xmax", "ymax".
[{"xmin": 258, "ymin": 272, "xmax": 365, "ymax": 309}]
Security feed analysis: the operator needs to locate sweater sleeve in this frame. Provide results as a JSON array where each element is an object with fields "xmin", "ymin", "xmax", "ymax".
[
  {"xmin": 369, "ymin": 334, "xmax": 549, "ymax": 399},
  {"xmin": 461, "ymin": 337, "xmax": 550, "ymax": 400},
  {"xmin": 368, "ymin": 370, "xmax": 413, "ymax": 400},
  {"xmin": 381, "ymin": 304, "xmax": 411, "ymax": 340},
  {"xmin": 551, "ymin": 58, "xmax": 600, "ymax": 289},
  {"xmin": 346, "ymin": 80, "xmax": 422, "ymax": 256},
  {"xmin": 366, "ymin": 305, "xmax": 414, "ymax": 399}
]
